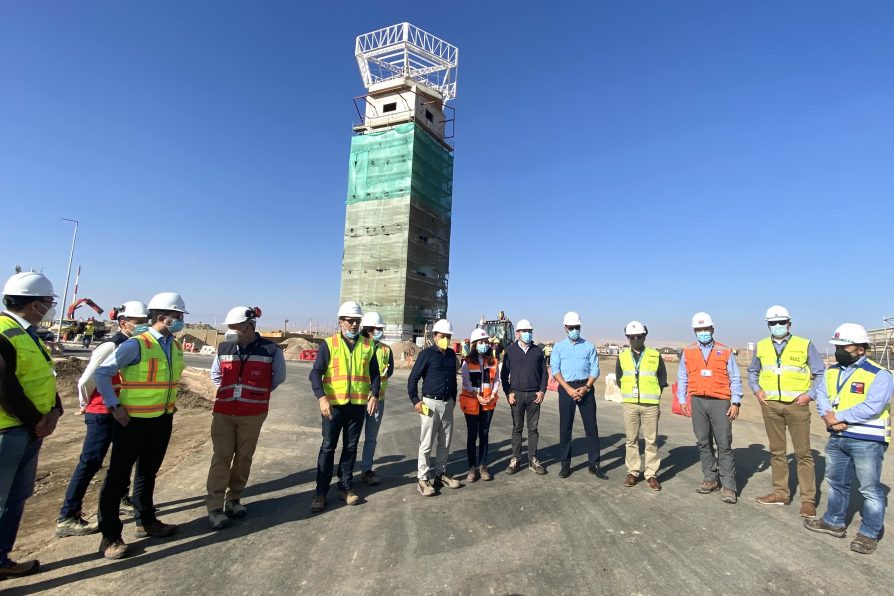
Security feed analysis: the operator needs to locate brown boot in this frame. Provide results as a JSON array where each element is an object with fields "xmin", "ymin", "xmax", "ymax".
[
  {"xmin": 624, "ymin": 473, "xmax": 639, "ymax": 487},
  {"xmin": 799, "ymin": 502, "xmax": 817, "ymax": 518},
  {"xmin": 756, "ymin": 492, "xmax": 791, "ymax": 506},
  {"xmin": 850, "ymin": 533, "xmax": 878, "ymax": 554},
  {"xmin": 479, "ymin": 465, "xmax": 492, "ymax": 481},
  {"xmin": 466, "ymin": 467, "xmax": 479, "ymax": 483}
]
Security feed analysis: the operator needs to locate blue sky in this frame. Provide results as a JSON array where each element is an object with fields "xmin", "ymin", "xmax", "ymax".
[{"xmin": 2, "ymin": 1, "xmax": 891, "ymax": 347}]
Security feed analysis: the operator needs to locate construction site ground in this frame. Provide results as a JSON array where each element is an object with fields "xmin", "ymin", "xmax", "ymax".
[{"xmin": 3, "ymin": 354, "xmax": 891, "ymax": 595}]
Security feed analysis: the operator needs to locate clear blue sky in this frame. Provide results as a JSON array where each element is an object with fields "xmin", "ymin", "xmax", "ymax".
[{"xmin": 2, "ymin": 1, "xmax": 892, "ymax": 347}]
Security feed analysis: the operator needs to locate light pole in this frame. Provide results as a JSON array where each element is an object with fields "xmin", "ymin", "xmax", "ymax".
[
  {"xmin": 57, "ymin": 218, "xmax": 78, "ymax": 342},
  {"xmin": 284, "ymin": 319, "xmax": 289, "ymax": 336}
]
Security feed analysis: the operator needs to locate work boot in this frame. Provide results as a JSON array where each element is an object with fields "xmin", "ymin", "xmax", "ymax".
[
  {"xmin": 696, "ymin": 480, "xmax": 720, "ymax": 494},
  {"xmin": 0, "ymin": 559, "xmax": 39, "ymax": 578},
  {"xmin": 337, "ymin": 489, "xmax": 360, "ymax": 506},
  {"xmin": 721, "ymin": 488, "xmax": 737, "ymax": 504},
  {"xmin": 506, "ymin": 457, "xmax": 520, "ymax": 475},
  {"xmin": 799, "ymin": 502, "xmax": 817, "ymax": 518},
  {"xmin": 436, "ymin": 473, "xmax": 461, "ymax": 489},
  {"xmin": 417, "ymin": 478, "xmax": 436, "ymax": 497},
  {"xmin": 804, "ymin": 517, "xmax": 846, "ymax": 538},
  {"xmin": 224, "ymin": 500, "xmax": 247, "ymax": 519},
  {"xmin": 361, "ymin": 470, "xmax": 381, "ymax": 486},
  {"xmin": 100, "ymin": 538, "xmax": 129, "ymax": 560},
  {"xmin": 479, "ymin": 465, "xmax": 492, "ymax": 481},
  {"xmin": 558, "ymin": 462, "xmax": 571, "ymax": 479},
  {"xmin": 55, "ymin": 514, "xmax": 99, "ymax": 537},
  {"xmin": 134, "ymin": 520, "xmax": 178, "ymax": 538},
  {"xmin": 589, "ymin": 466, "xmax": 608, "ymax": 480},
  {"xmin": 310, "ymin": 495, "xmax": 326, "ymax": 513},
  {"xmin": 530, "ymin": 457, "xmax": 546, "ymax": 475},
  {"xmin": 624, "ymin": 473, "xmax": 639, "ymax": 487},
  {"xmin": 756, "ymin": 492, "xmax": 791, "ymax": 506},
  {"xmin": 208, "ymin": 509, "xmax": 229, "ymax": 530},
  {"xmin": 466, "ymin": 467, "xmax": 479, "ymax": 483},
  {"xmin": 647, "ymin": 477, "xmax": 662, "ymax": 491},
  {"xmin": 850, "ymin": 533, "xmax": 878, "ymax": 555}
]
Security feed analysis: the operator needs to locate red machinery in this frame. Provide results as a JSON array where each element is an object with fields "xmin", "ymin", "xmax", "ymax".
[{"xmin": 66, "ymin": 298, "xmax": 104, "ymax": 320}]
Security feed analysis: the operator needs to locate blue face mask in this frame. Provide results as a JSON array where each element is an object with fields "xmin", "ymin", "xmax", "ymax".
[
  {"xmin": 165, "ymin": 318, "xmax": 184, "ymax": 333},
  {"xmin": 567, "ymin": 329, "xmax": 580, "ymax": 341},
  {"xmin": 343, "ymin": 329, "xmax": 358, "ymax": 340},
  {"xmin": 520, "ymin": 331, "xmax": 533, "ymax": 344},
  {"xmin": 696, "ymin": 331, "xmax": 713, "ymax": 344},
  {"xmin": 372, "ymin": 330, "xmax": 384, "ymax": 342},
  {"xmin": 476, "ymin": 342, "xmax": 489, "ymax": 354},
  {"xmin": 132, "ymin": 323, "xmax": 150, "ymax": 335},
  {"xmin": 770, "ymin": 324, "xmax": 789, "ymax": 339}
]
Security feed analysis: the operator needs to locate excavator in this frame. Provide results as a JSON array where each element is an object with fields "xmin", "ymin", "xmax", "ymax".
[
  {"xmin": 66, "ymin": 298, "xmax": 104, "ymax": 320},
  {"xmin": 58, "ymin": 298, "xmax": 109, "ymax": 341}
]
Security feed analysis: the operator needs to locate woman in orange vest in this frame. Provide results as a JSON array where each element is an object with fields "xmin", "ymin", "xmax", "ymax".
[{"xmin": 460, "ymin": 328, "xmax": 502, "ymax": 482}]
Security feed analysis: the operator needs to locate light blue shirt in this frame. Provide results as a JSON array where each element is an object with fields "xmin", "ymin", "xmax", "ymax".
[
  {"xmin": 210, "ymin": 334, "xmax": 286, "ymax": 390},
  {"xmin": 95, "ymin": 328, "xmax": 175, "ymax": 407},
  {"xmin": 676, "ymin": 342, "xmax": 744, "ymax": 405},
  {"xmin": 815, "ymin": 356, "xmax": 894, "ymax": 423},
  {"xmin": 550, "ymin": 337, "xmax": 599, "ymax": 382},
  {"xmin": 746, "ymin": 336, "xmax": 825, "ymax": 399}
]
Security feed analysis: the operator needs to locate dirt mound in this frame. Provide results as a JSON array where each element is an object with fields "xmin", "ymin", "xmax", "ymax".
[
  {"xmin": 177, "ymin": 368, "xmax": 215, "ymax": 410},
  {"xmin": 281, "ymin": 337, "xmax": 320, "ymax": 360},
  {"xmin": 389, "ymin": 340, "xmax": 420, "ymax": 368},
  {"xmin": 180, "ymin": 333, "xmax": 209, "ymax": 350},
  {"xmin": 53, "ymin": 357, "xmax": 86, "ymax": 405}
]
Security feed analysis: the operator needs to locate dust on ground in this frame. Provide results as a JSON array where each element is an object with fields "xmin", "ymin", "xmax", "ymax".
[{"xmin": 14, "ymin": 357, "xmax": 216, "ymax": 561}]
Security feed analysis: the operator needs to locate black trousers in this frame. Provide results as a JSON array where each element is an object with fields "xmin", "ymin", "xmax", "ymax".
[
  {"xmin": 98, "ymin": 414, "xmax": 173, "ymax": 540},
  {"xmin": 558, "ymin": 382, "xmax": 601, "ymax": 467},
  {"xmin": 510, "ymin": 391, "xmax": 541, "ymax": 460}
]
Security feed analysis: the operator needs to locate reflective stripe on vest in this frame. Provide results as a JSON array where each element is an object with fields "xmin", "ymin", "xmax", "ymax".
[
  {"xmin": 825, "ymin": 359, "xmax": 891, "ymax": 443},
  {"xmin": 684, "ymin": 343, "xmax": 732, "ymax": 400},
  {"xmin": 322, "ymin": 334, "xmax": 373, "ymax": 405},
  {"xmin": 460, "ymin": 358, "xmax": 499, "ymax": 415},
  {"xmin": 214, "ymin": 338, "xmax": 278, "ymax": 415},
  {"xmin": 376, "ymin": 343, "xmax": 391, "ymax": 400},
  {"xmin": 619, "ymin": 348, "xmax": 661, "ymax": 404},
  {"xmin": 756, "ymin": 336, "xmax": 811, "ymax": 402},
  {"xmin": 0, "ymin": 315, "xmax": 56, "ymax": 429},
  {"xmin": 118, "ymin": 332, "xmax": 184, "ymax": 418}
]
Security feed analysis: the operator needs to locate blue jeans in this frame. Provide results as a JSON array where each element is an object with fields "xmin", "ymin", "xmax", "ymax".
[
  {"xmin": 315, "ymin": 404, "xmax": 365, "ymax": 496},
  {"xmin": 823, "ymin": 435, "xmax": 887, "ymax": 539},
  {"xmin": 464, "ymin": 409, "xmax": 495, "ymax": 467},
  {"xmin": 59, "ymin": 413, "xmax": 116, "ymax": 519},
  {"xmin": 0, "ymin": 427, "xmax": 42, "ymax": 564},
  {"xmin": 361, "ymin": 401, "xmax": 384, "ymax": 473}
]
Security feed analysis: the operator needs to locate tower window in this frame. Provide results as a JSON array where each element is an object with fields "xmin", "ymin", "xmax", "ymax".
[
  {"xmin": 425, "ymin": 109, "xmax": 433, "ymax": 122},
  {"xmin": 383, "ymin": 102, "xmax": 397, "ymax": 113}
]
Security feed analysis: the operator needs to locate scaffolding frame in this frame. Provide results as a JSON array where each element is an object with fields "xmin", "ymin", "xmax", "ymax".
[{"xmin": 876, "ymin": 315, "xmax": 894, "ymax": 370}]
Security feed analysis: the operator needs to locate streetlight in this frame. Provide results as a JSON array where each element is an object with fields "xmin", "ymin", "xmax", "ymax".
[
  {"xmin": 57, "ymin": 218, "xmax": 78, "ymax": 342},
  {"xmin": 284, "ymin": 319, "xmax": 289, "ymax": 336}
]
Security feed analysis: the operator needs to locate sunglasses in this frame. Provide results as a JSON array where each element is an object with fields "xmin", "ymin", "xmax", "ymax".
[
  {"xmin": 342, "ymin": 318, "xmax": 361, "ymax": 325},
  {"xmin": 566, "ymin": 326, "xmax": 580, "ymax": 331},
  {"xmin": 627, "ymin": 334, "xmax": 645, "ymax": 340},
  {"xmin": 768, "ymin": 321, "xmax": 789, "ymax": 326}
]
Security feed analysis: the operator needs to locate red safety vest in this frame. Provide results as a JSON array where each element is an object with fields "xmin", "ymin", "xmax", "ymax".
[
  {"xmin": 460, "ymin": 357, "xmax": 500, "ymax": 415},
  {"xmin": 85, "ymin": 332, "xmax": 129, "ymax": 414},
  {"xmin": 214, "ymin": 336, "xmax": 279, "ymax": 416},
  {"xmin": 684, "ymin": 342, "xmax": 732, "ymax": 400}
]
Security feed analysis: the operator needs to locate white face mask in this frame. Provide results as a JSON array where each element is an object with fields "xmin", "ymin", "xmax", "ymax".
[{"xmin": 224, "ymin": 330, "xmax": 240, "ymax": 343}]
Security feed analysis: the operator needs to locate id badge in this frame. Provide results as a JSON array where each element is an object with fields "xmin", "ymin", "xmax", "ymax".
[
  {"xmin": 632, "ymin": 387, "xmax": 639, "ymax": 398},
  {"xmin": 233, "ymin": 384, "xmax": 243, "ymax": 398},
  {"xmin": 700, "ymin": 369, "xmax": 713, "ymax": 377},
  {"xmin": 774, "ymin": 366, "xmax": 783, "ymax": 375}
]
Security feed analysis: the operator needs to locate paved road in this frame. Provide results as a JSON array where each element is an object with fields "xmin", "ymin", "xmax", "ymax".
[{"xmin": 5, "ymin": 361, "xmax": 892, "ymax": 594}]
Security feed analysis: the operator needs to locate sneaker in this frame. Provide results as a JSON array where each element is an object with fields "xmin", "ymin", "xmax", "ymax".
[
  {"xmin": 506, "ymin": 457, "xmax": 520, "ymax": 475},
  {"xmin": 850, "ymin": 533, "xmax": 878, "ymax": 554},
  {"xmin": 134, "ymin": 521, "xmax": 178, "ymax": 538},
  {"xmin": 0, "ymin": 558, "xmax": 39, "ymax": 578},
  {"xmin": 361, "ymin": 470, "xmax": 381, "ymax": 486},
  {"xmin": 479, "ymin": 465, "xmax": 492, "ymax": 481},
  {"xmin": 756, "ymin": 492, "xmax": 791, "ymax": 506},
  {"xmin": 208, "ymin": 509, "xmax": 229, "ymax": 530},
  {"xmin": 417, "ymin": 478, "xmax": 436, "ymax": 497},
  {"xmin": 696, "ymin": 480, "xmax": 720, "ymax": 494},
  {"xmin": 530, "ymin": 457, "xmax": 546, "ymax": 475},
  {"xmin": 799, "ymin": 502, "xmax": 817, "ymax": 518},
  {"xmin": 55, "ymin": 514, "xmax": 99, "ymax": 537},
  {"xmin": 804, "ymin": 517, "xmax": 846, "ymax": 538},
  {"xmin": 119, "ymin": 496, "xmax": 135, "ymax": 517},
  {"xmin": 721, "ymin": 488, "xmax": 737, "ymax": 504},
  {"xmin": 436, "ymin": 473, "xmax": 461, "ymax": 489},
  {"xmin": 224, "ymin": 500, "xmax": 247, "ymax": 519},
  {"xmin": 466, "ymin": 467, "xmax": 479, "ymax": 483},
  {"xmin": 310, "ymin": 495, "xmax": 326, "ymax": 513},
  {"xmin": 100, "ymin": 538, "xmax": 129, "ymax": 560},
  {"xmin": 337, "ymin": 489, "xmax": 360, "ymax": 506}
]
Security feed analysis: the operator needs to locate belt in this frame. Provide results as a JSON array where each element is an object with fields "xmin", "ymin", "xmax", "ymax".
[
  {"xmin": 423, "ymin": 393, "xmax": 449, "ymax": 401},
  {"xmin": 566, "ymin": 380, "xmax": 590, "ymax": 387}
]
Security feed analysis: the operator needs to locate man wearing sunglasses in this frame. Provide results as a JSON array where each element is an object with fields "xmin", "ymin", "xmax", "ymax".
[
  {"xmin": 747, "ymin": 305, "xmax": 824, "ymax": 518},
  {"xmin": 308, "ymin": 302, "xmax": 380, "ymax": 513}
]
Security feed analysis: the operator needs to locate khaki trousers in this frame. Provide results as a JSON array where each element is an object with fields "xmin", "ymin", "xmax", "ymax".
[
  {"xmin": 206, "ymin": 411, "xmax": 268, "ymax": 512},
  {"xmin": 622, "ymin": 402, "xmax": 661, "ymax": 478},
  {"xmin": 760, "ymin": 400, "xmax": 815, "ymax": 503}
]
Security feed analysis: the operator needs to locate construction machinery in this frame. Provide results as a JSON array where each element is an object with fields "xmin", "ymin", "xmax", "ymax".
[
  {"xmin": 66, "ymin": 297, "xmax": 103, "ymax": 320},
  {"xmin": 477, "ymin": 313, "xmax": 515, "ymax": 350}
]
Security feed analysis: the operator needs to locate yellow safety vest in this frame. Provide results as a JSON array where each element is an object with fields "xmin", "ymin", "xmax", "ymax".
[
  {"xmin": 619, "ymin": 348, "xmax": 662, "ymax": 404},
  {"xmin": 118, "ymin": 332, "xmax": 184, "ymax": 418},
  {"xmin": 375, "ymin": 342, "xmax": 391, "ymax": 400},
  {"xmin": 825, "ymin": 358, "xmax": 891, "ymax": 444},
  {"xmin": 322, "ymin": 334, "xmax": 373, "ymax": 405},
  {"xmin": 0, "ymin": 315, "xmax": 57, "ymax": 429},
  {"xmin": 757, "ymin": 336, "xmax": 812, "ymax": 402}
]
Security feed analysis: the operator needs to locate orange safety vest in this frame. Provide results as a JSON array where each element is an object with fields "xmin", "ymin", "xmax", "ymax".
[
  {"xmin": 460, "ymin": 357, "xmax": 500, "ymax": 415},
  {"xmin": 684, "ymin": 342, "xmax": 732, "ymax": 400}
]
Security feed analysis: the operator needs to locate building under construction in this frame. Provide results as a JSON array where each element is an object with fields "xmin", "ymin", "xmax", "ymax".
[{"xmin": 339, "ymin": 23, "xmax": 457, "ymax": 342}]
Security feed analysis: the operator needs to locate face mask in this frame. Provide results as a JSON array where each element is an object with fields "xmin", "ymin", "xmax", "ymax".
[
  {"xmin": 630, "ymin": 338, "xmax": 645, "ymax": 351},
  {"xmin": 520, "ymin": 331, "xmax": 533, "ymax": 344},
  {"xmin": 371, "ymin": 330, "xmax": 383, "ymax": 342},
  {"xmin": 132, "ymin": 323, "xmax": 150, "ymax": 335},
  {"xmin": 224, "ymin": 330, "xmax": 240, "ymax": 343},
  {"xmin": 834, "ymin": 347, "xmax": 858, "ymax": 367},
  {"xmin": 343, "ymin": 329, "xmax": 358, "ymax": 340},
  {"xmin": 40, "ymin": 305, "xmax": 56, "ymax": 323},
  {"xmin": 476, "ymin": 342, "xmax": 489, "ymax": 354},
  {"xmin": 436, "ymin": 337, "xmax": 450, "ymax": 351},
  {"xmin": 770, "ymin": 324, "xmax": 789, "ymax": 339},
  {"xmin": 165, "ymin": 317, "xmax": 185, "ymax": 333},
  {"xmin": 567, "ymin": 329, "xmax": 580, "ymax": 341},
  {"xmin": 696, "ymin": 331, "xmax": 713, "ymax": 344}
]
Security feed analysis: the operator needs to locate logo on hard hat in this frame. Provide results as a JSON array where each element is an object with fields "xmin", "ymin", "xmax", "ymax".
[{"xmin": 834, "ymin": 332, "xmax": 840, "ymax": 339}]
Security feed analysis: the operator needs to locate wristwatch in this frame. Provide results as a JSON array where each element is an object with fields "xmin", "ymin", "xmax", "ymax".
[{"xmin": 108, "ymin": 405, "xmax": 118, "ymax": 412}]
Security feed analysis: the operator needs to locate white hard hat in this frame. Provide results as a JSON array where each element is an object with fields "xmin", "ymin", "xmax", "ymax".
[
  {"xmin": 516, "ymin": 319, "xmax": 533, "ymax": 331},
  {"xmin": 563, "ymin": 311, "xmax": 582, "ymax": 326},
  {"xmin": 624, "ymin": 320, "xmax": 646, "ymax": 335},
  {"xmin": 691, "ymin": 312, "xmax": 714, "ymax": 328},
  {"xmin": 147, "ymin": 292, "xmax": 189, "ymax": 313},
  {"xmin": 829, "ymin": 323, "xmax": 870, "ymax": 346},
  {"xmin": 470, "ymin": 328, "xmax": 488, "ymax": 342},
  {"xmin": 432, "ymin": 319, "xmax": 453, "ymax": 335},
  {"xmin": 2, "ymin": 271, "xmax": 56, "ymax": 298},
  {"xmin": 360, "ymin": 311, "xmax": 384, "ymax": 328},
  {"xmin": 765, "ymin": 305, "xmax": 791, "ymax": 322},
  {"xmin": 225, "ymin": 306, "xmax": 260, "ymax": 325},
  {"xmin": 119, "ymin": 301, "xmax": 149, "ymax": 318},
  {"xmin": 337, "ymin": 301, "xmax": 363, "ymax": 318}
]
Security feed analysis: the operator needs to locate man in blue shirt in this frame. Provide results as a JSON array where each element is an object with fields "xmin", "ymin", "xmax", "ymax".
[{"xmin": 551, "ymin": 311, "xmax": 606, "ymax": 480}]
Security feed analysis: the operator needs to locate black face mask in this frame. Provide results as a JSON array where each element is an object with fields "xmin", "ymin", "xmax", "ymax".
[
  {"xmin": 834, "ymin": 348, "xmax": 858, "ymax": 367},
  {"xmin": 630, "ymin": 338, "xmax": 646, "ymax": 351}
]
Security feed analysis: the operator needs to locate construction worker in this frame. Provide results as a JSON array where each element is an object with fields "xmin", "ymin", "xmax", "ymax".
[
  {"xmin": 82, "ymin": 319, "xmax": 95, "ymax": 349},
  {"xmin": 805, "ymin": 323, "xmax": 893, "ymax": 555},
  {"xmin": 500, "ymin": 319, "xmax": 547, "ymax": 475},
  {"xmin": 678, "ymin": 312, "xmax": 743, "ymax": 504},
  {"xmin": 616, "ymin": 321, "xmax": 667, "ymax": 491},
  {"xmin": 359, "ymin": 311, "xmax": 393, "ymax": 486},
  {"xmin": 747, "ymin": 305, "xmax": 825, "ymax": 518},
  {"xmin": 460, "ymin": 328, "xmax": 501, "ymax": 482},
  {"xmin": 460, "ymin": 338, "xmax": 470, "ymax": 359},
  {"xmin": 308, "ymin": 302, "xmax": 380, "ymax": 513},
  {"xmin": 408, "ymin": 319, "xmax": 461, "ymax": 496},
  {"xmin": 93, "ymin": 292, "xmax": 188, "ymax": 559},
  {"xmin": 55, "ymin": 301, "xmax": 149, "ymax": 538},
  {"xmin": 0, "ymin": 272, "xmax": 63, "ymax": 579},
  {"xmin": 543, "ymin": 342, "xmax": 553, "ymax": 368},
  {"xmin": 206, "ymin": 306, "xmax": 286, "ymax": 530},
  {"xmin": 552, "ymin": 311, "xmax": 606, "ymax": 480}
]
